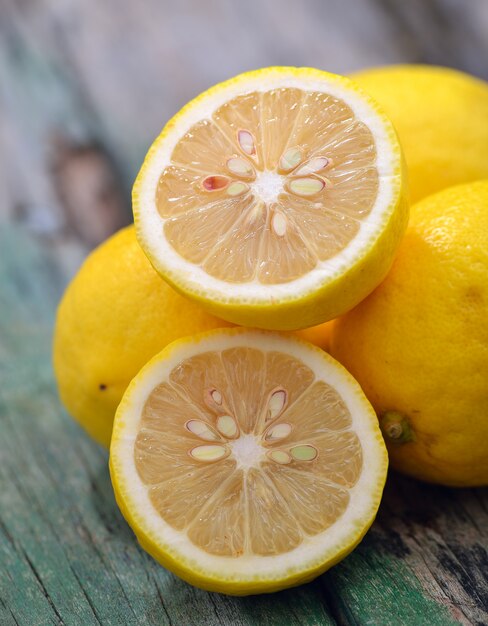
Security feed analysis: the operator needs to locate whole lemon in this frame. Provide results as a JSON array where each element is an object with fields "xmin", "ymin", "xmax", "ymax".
[
  {"xmin": 329, "ymin": 181, "xmax": 488, "ymax": 486},
  {"xmin": 353, "ymin": 65, "xmax": 488, "ymax": 202},
  {"xmin": 53, "ymin": 226, "xmax": 330, "ymax": 447}
]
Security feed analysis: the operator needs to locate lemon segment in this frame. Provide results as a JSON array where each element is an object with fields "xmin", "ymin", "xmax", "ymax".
[
  {"xmin": 110, "ymin": 328, "xmax": 387, "ymax": 594},
  {"xmin": 134, "ymin": 67, "xmax": 408, "ymax": 330}
]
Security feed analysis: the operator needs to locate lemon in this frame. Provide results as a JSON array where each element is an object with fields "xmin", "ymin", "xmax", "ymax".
[
  {"xmin": 110, "ymin": 328, "xmax": 387, "ymax": 594},
  {"xmin": 329, "ymin": 181, "xmax": 488, "ymax": 487},
  {"xmin": 297, "ymin": 319, "xmax": 334, "ymax": 351},
  {"xmin": 53, "ymin": 226, "xmax": 332, "ymax": 447},
  {"xmin": 134, "ymin": 67, "xmax": 407, "ymax": 330},
  {"xmin": 353, "ymin": 65, "xmax": 488, "ymax": 203}
]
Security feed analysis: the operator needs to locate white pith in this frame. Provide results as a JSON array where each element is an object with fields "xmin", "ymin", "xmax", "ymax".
[
  {"xmin": 135, "ymin": 69, "xmax": 401, "ymax": 305},
  {"xmin": 230, "ymin": 434, "xmax": 265, "ymax": 470},
  {"xmin": 252, "ymin": 171, "xmax": 284, "ymax": 205},
  {"xmin": 111, "ymin": 330, "xmax": 387, "ymax": 583}
]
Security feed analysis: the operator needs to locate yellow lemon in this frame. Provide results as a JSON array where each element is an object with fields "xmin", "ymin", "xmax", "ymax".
[
  {"xmin": 110, "ymin": 328, "xmax": 387, "ymax": 594},
  {"xmin": 53, "ymin": 226, "xmax": 331, "ymax": 447},
  {"xmin": 134, "ymin": 67, "xmax": 407, "ymax": 330},
  {"xmin": 329, "ymin": 181, "xmax": 488, "ymax": 486},
  {"xmin": 297, "ymin": 319, "xmax": 334, "ymax": 351},
  {"xmin": 353, "ymin": 65, "xmax": 488, "ymax": 202}
]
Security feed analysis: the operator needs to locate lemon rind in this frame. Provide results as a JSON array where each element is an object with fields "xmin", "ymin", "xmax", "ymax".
[{"xmin": 133, "ymin": 67, "xmax": 407, "ymax": 328}]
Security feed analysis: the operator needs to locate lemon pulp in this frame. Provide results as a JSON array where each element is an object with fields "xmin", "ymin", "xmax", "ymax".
[
  {"xmin": 136, "ymin": 346, "xmax": 361, "ymax": 555},
  {"xmin": 157, "ymin": 88, "xmax": 378, "ymax": 284}
]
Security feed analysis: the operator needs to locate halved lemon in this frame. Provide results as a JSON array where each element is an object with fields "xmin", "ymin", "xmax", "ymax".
[
  {"xmin": 134, "ymin": 67, "xmax": 408, "ymax": 330},
  {"xmin": 110, "ymin": 329, "xmax": 388, "ymax": 594}
]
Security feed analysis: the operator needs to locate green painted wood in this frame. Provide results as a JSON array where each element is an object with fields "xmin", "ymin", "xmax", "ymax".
[
  {"xmin": 323, "ymin": 547, "xmax": 458, "ymax": 625},
  {"xmin": 1, "ymin": 225, "xmax": 487, "ymax": 625}
]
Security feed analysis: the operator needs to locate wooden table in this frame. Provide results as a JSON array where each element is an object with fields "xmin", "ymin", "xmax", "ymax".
[{"xmin": 1, "ymin": 1, "xmax": 487, "ymax": 624}]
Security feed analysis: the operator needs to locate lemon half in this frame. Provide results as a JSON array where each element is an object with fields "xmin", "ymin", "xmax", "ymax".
[
  {"xmin": 110, "ymin": 329, "xmax": 387, "ymax": 594},
  {"xmin": 134, "ymin": 67, "xmax": 408, "ymax": 330}
]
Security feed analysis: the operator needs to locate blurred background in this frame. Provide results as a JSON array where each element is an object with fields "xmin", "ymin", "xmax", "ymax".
[{"xmin": 1, "ymin": 0, "xmax": 488, "ymax": 279}]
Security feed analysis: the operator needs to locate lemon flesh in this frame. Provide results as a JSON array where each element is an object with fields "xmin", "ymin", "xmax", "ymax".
[
  {"xmin": 330, "ymin": 181, "xmax": 488, "ymax": 487},
  {"xmin": 134, "ymin": 67, "xmax": 407, "ymax": 330},
  {"xmin": 110, "ymin": 329, "xmax": 387, "ymax": 594}
]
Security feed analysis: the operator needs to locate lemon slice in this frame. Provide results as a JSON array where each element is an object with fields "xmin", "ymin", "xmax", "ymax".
[
  {"xmin": 110, "ymin": 329, "xmax": 387, "ymax": 594},
  {"xmin": 134, "ymin": 67, "xmax": 407, "ymax": 330}
]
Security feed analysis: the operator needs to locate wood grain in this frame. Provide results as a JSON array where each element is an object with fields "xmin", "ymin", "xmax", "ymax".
[{"xmin": 1, "ymin": 226, "xmax": 487, "ymax": 625}]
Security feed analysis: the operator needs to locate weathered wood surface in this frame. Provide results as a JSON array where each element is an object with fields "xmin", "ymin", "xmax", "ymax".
[
  {"xmin": 1, "ymin": 0, "xmax": 488, "ymax": 623},
  {"xmin": 1, "ymin": 225, "xmax": 487, "ymax": 625}
]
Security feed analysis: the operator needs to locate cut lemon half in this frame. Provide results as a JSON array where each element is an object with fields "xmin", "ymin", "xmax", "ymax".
[
  {"xmin": 110, "ymin": 329, "xmax": 387, "ymax": 594},
  {"xmin": 134, "ymin": 67, "xmax": 408, "ymax": 330}
]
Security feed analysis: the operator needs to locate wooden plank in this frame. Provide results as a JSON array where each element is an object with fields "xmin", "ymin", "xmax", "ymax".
[
  {"xmin": 322, "ymin": 535, "xmax": 460, "ymax": 625},
  {"xmin": 2, "ymin": 225, "xmax": 487, "ymax": 625},
  {"xmin": 321, "ymin": 475, "xmax": 487, "ymax": 625}
]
